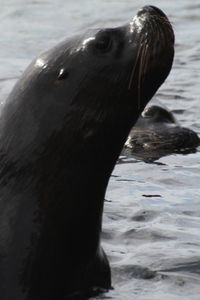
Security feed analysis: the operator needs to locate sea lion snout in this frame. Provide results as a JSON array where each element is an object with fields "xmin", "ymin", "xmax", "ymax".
[{"xmin": 131, "ymin": 5, "xmax": 174, "ymax": 40}]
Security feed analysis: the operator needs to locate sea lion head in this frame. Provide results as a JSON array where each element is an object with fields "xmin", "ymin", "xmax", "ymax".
[{"xmin": 1, "ymin": 5, "xmax": 174, "ymax": 164}]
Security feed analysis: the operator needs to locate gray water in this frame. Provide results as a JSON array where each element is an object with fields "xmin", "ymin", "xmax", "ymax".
[{"xmin": 0, "ymin": 0, "xmax": 200, "ymax": 299}]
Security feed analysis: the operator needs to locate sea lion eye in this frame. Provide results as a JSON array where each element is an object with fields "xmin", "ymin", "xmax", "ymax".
[{"xmin": 94, "ymin": 34, "xmax": 112, "ymax": 53}]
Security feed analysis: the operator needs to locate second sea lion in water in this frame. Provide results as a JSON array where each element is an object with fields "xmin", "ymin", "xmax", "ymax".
[
  {"xmin": 0, "ymin": 6, "xmax": 174, "ymax": 300},
  {"xmin": 124, "ymin": 105, "xmax": 199, "ymax": 162}
]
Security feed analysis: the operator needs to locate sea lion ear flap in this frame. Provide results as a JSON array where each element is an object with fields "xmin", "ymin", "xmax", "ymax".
[{"xmin": 57, "ymin": 68, "xmax": 69, "ymax": 80}]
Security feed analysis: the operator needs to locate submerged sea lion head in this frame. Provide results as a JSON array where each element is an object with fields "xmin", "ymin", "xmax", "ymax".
[
  {"xmin": 139, "ymin": 104, "xmax": 177, "ymax": 126},
  {"xmin": 124, "ymin": 105, "xmax": 200, "ymax": 163}
]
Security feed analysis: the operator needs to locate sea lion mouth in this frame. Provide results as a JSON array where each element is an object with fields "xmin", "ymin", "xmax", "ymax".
[{"xmin": 128, "ymin": 6, "xmax": 174, "ymax": 108}]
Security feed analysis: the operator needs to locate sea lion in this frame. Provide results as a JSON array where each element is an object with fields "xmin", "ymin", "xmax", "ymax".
[
  {"xmin": 0, "ymin": 6, "xmax": 174, "ymax": 300},
  {"xmin": 124, "ymin": 105, "xmax": 200, "ymax": 162}
]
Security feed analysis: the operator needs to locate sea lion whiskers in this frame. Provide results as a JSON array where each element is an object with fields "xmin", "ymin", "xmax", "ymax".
[
  {"xmin": 137, "ymin": 41, "xmax": 150, "ymax": 109},
  {"xmin": 154, "ymin": 16, "xmax": 174, "ymax": 47},
  {"xmin": 127, "ymin": 42, "xmax": 142, "ymax": 91}
]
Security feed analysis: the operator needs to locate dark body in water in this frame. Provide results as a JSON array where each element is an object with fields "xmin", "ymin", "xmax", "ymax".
[
  {"xmin": 0, "ymin": 6, "xmax": 174, "ymax": 300},
  {"xmin": 124, "ymin": 105, "xmax": 199, "ymax": 162}
]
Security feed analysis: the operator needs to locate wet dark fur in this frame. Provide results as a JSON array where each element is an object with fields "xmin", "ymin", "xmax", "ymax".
[{"xmin": 0, "ymin": 6, "xmax": 174, "ymax": 300}]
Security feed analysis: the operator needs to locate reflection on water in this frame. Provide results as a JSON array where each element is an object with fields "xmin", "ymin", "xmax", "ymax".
[{"xmin": 0, "ymin": 0, "xmax": 200, "ymax": 299}]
